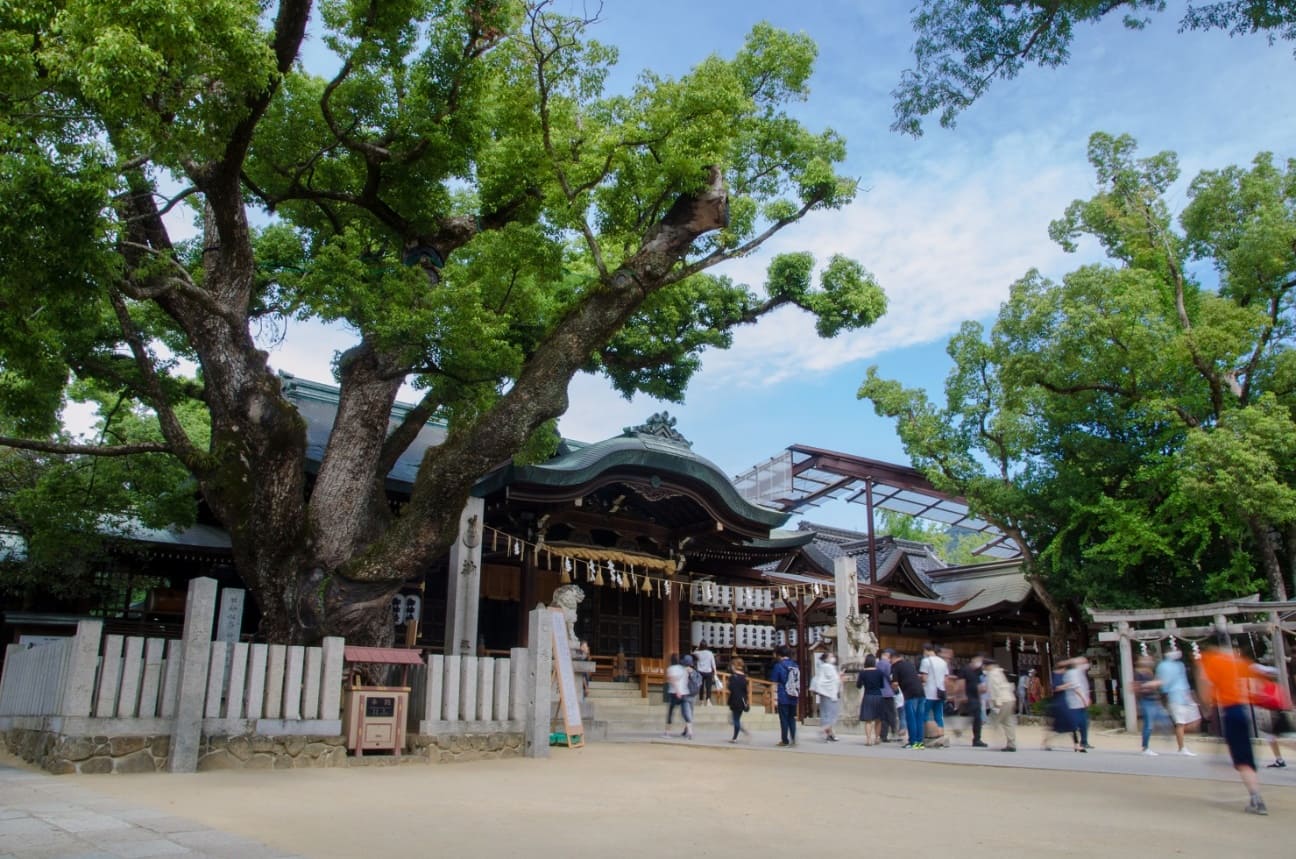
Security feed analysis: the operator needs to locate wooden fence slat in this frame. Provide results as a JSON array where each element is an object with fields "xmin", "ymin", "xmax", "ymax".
[
  {"xmin": 478, "ymin": 657, "xmax": 494, "ymax": 721},
  {"xmin": 245, "ymin": 643, "xmax": 268, "ymax": 719},
  {"xmin": 426, "ymin": 655, "xmax": 444, "ymax": 724},
  {"xmin": 205, "ymin": 641, "xmax": 228, "ymax": 718},
  {"xmin": 283, "ymin": 645, "xmax": 305, "ymax": 720},
  {"xmin": 460, "ymin": 656, "xmax": 477, "ymax": 721},
  {"xmin": 264, "ymin": 644, "xmax": 286, "ymax": 719},
  {"xmin": 226, "ymin": 642, "xmax": 248, "ymax": 719},
  {"xmin": 94, "ymin": 635, "xmax": 124, "ymax": 718},
  {"xmin": 302, "ymin": 647, "xmax": 322, "ymax": 720},
  {"xmin": 320, "ymin": 638, "xmax": 344, "ymax": 719},
  {"xmin": 117, "ymin": 637, "xmax": 146, "ymax": 718},
  {"xmin": 137, "ymin": 638, "xmax": 166, "ymax": 718},
  {"xmin": 494, "ymin": 658, "xmax": 510, "ymax": 723},
  {"xmin": 443, "ymin": 655, "xmax": 461, "ymax": 722},
  {"xmin": 160, "ymin": 640, "xmax": 183, "ymax": 718}
]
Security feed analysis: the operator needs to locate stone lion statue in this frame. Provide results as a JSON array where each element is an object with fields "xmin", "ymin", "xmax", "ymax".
[
  {"xmin": 551, "ymin": 584, "xmax": 585, "ymax": 648},
  {"xmin": 845, "ymin": 612, "xmax": 879, "ymax": 664}
]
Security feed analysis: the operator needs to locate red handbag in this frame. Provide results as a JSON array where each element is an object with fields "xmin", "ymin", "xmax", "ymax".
[{"xmin": 1252, "ymin": 679, "xmax": 1289, "ymax": 711}]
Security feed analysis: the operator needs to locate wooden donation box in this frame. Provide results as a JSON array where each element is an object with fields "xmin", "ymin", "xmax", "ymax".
[{"xmin": 341, "ymin": 646, "xmax": 424, "ymax": 757}]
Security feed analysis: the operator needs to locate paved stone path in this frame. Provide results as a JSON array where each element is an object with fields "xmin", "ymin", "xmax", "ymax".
[
  {"xmin": 0, "ymin": 764, "xmax": 299, "ymax": 859},
  {"xmin": 612, "ymin": 723, "xmax": 1296, "ymax": 785}
]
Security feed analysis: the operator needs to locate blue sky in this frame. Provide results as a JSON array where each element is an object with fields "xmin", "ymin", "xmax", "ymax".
[{"xmin": 119, "ymin": 2, "xmax": 1296, "ymax": 532}]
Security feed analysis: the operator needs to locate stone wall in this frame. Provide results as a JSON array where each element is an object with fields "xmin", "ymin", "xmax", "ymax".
[
  {"xmin": 410, "ymin": 732, "xmax": 524, "ymax": 763},
  {"xmin": 3, "ymin": 729, "xmax": 170, "ymax": 774},
  {"xmin": 4, "ymin": 727, "xmax": 525, "ymax": 772},
  {"xmin": 196, "ymin": 735, "xmax": 348, "ymax": 770}
]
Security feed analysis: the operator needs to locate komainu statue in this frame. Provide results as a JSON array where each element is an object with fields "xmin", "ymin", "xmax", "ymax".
[
  {"xmin": 845, "ymin": 611, "xmax": 879, "ymax": 663},
  {"xmin": 551, "ymin": 584, "xmax": 585, "ymax": 649}
]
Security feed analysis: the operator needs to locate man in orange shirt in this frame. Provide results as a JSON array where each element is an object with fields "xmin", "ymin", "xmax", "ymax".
[{"xmin": 1197, "ymin": 635, "xmax": 1267, "ymax": 815}]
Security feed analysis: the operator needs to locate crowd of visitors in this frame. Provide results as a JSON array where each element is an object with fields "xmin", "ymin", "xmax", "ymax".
[{"xmin": 654, "ymin": 633, "xmax": 1293, "ymax": 816}]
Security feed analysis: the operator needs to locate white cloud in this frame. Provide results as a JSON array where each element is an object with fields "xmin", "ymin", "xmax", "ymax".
[{"xmin": 690, "ymin": 132, "xmax": 1093, "ymax": 389}]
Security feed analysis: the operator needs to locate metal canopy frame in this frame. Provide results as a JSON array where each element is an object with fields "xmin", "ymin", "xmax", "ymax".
[{"xmin": 734, "ymin": 445, "xmax": 1019, "ymax": 560}]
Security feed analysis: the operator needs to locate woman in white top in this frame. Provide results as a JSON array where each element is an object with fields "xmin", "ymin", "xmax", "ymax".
[{"xmin": 811, "ymin": 652, "xmax": 843, "ymax": 742}]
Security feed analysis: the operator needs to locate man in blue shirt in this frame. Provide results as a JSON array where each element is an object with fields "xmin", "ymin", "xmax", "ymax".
[{"xmin": 770, "ymin": 645, "xmax": 800, "ymax": 746}]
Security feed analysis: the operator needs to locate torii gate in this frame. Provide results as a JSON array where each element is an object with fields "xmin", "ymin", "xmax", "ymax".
[{"xmin": 1089, "ymin": 596, "xmax": 1296, "ymax": 734}]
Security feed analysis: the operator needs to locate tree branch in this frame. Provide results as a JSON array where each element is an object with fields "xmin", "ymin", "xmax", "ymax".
[
  {"xmin": 106, "ymin": 289, "xmax": 205, "ymax": 471},
  {"xmin": 0, "ymin": 436, "xmax": 173, "ymax": 457}
]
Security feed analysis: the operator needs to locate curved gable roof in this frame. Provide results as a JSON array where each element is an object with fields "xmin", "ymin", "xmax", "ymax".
[{"xmin": 474, "ymin": 432, "xmax": 789, "ymax": 534}]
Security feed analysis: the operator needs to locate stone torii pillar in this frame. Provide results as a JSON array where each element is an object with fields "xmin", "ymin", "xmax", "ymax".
[
  {"xmin": 445, "ymin": 497, "xmax": 485, "ymax": 656},
  {"xmin": 833, "ymin": 556, "xmax": 856, "ymax": 666},
  {"xmin": 1116, "ymin": 621, "xmax": 1136, "ymax": 735}
]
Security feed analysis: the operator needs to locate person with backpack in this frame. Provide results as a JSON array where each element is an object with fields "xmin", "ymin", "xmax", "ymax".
[
  {"xmin": 662, "ymin": 654, "xmax": 696, "ymax": 740},
  {"xmin": 770, "ymin": 644, "xmax": 800, "ymax": 746}
]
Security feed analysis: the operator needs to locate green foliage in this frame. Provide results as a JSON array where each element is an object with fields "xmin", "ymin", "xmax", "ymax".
[
  {"xmin": 875, "ymin": 510, "xmax": 996, "ymax": 566},
  {"xmin": 895, "ymin": 1, "xmax": 1296, "ymax": 136},
  {"xmin": 861, "ymin": 133, "xmax": 1296, "ymax": 607},
  {"xmin": 0, "ymin": 388, "xmax": 206, "ymax": 604},
  {"xmin": 0, "ymin": 3, "xmax": 885, "ymax": 633}
]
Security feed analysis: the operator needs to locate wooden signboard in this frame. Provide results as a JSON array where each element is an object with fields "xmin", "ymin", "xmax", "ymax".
[{"xmin": 548, "ymin": 609, "xmax": 585, "ymax": 748}]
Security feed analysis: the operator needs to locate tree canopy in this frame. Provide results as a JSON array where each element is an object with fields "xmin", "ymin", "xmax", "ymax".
[
  {"xmin": 0, "ymin": 2, "xmax": 885, "ymax": 643},
  {"xmin": 895, "ymin": 1, "xmax": 1296, "ymax": 135},
  {"xmin": 861, "ymin": 132, "xmax": 1296, "ymax": 610}
]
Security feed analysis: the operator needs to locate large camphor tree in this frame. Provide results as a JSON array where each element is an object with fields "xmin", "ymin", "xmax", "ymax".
[
  {"xmin": 0, "ymin": 1, "xmax": 886, "ymax": 644},
  {"xmin": 861, "ymin": 134, "xmax": 1296, "ymax": 623}
]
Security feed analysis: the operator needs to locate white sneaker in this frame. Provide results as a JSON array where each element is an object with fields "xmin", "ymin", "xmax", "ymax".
[
  {"xmin": 1141, "ymin": 749, "xmax": 1158, "ymax": 756},
  {"xmin": 1179, "ymin": 748, "xmax": 1197, "ymax": 757}
]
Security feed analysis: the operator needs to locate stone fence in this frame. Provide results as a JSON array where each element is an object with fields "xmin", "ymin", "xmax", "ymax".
[{"xmin": 0, "ymin": 585, "xmax": 556, "ymax": 773}]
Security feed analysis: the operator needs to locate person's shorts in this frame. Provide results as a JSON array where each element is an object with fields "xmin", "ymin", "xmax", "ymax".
[
  {"xmin": 1222, "ymin": 705, "xmax": 1256, "ymax": 769},
  {"xmin": 1168, "ymin": 701, "xmax": 1201, "ymax": 725}
]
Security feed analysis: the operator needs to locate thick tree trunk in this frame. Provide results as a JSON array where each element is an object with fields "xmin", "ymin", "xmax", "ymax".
[
  {"xmin": 1248, "ymin": 516, "xmax": 1290, "ymax": 601},
  {"xmin": 307, "ymin": 169, "xmax": 732, "ymax": 644}
]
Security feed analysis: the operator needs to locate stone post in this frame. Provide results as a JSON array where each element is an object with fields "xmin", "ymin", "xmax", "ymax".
[
  {"xmin": 169, "ymin": 576, "xmax": 217, "ymax": 773},
  {"xmin": 524, "ymin": 605, "xmax": 552, "ymax": 758},
  {"xmin": 1117, "ymin": 621, "xmax": 1136, "ymax": 735},
  {"xmin": 60, "ymin": 619, "xmax": 103, "ymax": 718},
  {"xmin": 833, "ymin": 556, "xmax": 856, "ymax": 666},
  {"xmin": 444, "ymin": 497, "xmax": 485, "ymax": 656}
]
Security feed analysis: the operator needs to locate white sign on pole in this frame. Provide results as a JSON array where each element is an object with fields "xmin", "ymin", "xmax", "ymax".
[{"xmin": 548, "ymin": 609, "xmax": 584, "ymax": 747}]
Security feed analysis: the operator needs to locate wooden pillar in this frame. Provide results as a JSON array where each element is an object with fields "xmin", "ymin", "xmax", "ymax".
[
  {"xmin": 663, "ymin": 581, "xmax": 680, "ymax": 660},
  {"xmin": 865, "ymin": 479, "xmax": 880, "ymax": 632},
  {"xmin": 1272, "ymin": 611, "xmax": 1291, "ymax": 700},
  {"xmin": 1117, "ymin": 621, "xmax": 1136, "ymax": 735},
  {"xmin": 795, "ymin": 593, "xmax": 808, "ymax": 721},
  {"xmin": 518, "ymin": 552, "xmax": 536, "ymax": 646}
]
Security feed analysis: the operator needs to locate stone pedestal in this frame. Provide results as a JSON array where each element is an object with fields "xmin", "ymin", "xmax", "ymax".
[{"xmin": 838, "ymin": 669, "xmax": 862, "ymax": 725}]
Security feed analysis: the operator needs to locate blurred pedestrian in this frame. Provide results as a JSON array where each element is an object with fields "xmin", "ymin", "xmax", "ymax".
[
  {"xmin": 694, "ymin": 640, "xmax": 717, "ymax": 705},
  {"xmin": 727, "ymin": 657, "xmax": 751, "ymax": 743},
  {"xmin": 984, "ymin": 657, "xmax": 1017, "ymax": 752},
  {"xmin": 770, "ymin": 644, "xmax": 800, "ymax": 747},
  {"xmin": 662, "ymin": 654, "xmax": 695, "ymax": 740},
  {"xmin": 877, "ymin": 648, "xmax": 898, "ymax": 742},
  {"xmin": 856, "ymin": 653, "xmax": 886, "ymax": 746},
  {"xmin": 1197, "ymin": 635, "xmax": 1268, "ymax": 815},
  {"xmin": 891, "ymin": 651, "xmax": 925, "ymax": 749},
  {"xmin": 1041, "ymin": 661, "xmax": 1074, "ymax": 751},
  {"xmin": 959, "ymin": 654, "xmax": 988, "ymax": 747},
  {"xmin": 1062, "ymin": 656, "xmax": 1092, "ymax": 752},
  {"xmin": 919, "ymin": 642, "xmax": 949, "ymax": 748},
  {"xmin": 812, "ymin": 651, "xmax": 842, "ymax": 742},
  {"xmin": 1155, "ymin": 648, "xmax": 1200, "ymax": 756},
  {"xmin": 1135, "ymin": 654, "xmax": 1168, "ymax": 755}
]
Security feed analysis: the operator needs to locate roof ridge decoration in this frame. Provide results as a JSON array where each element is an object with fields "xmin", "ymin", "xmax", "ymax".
[{"xmin": 623, "ymin": 412, "xmax": 692, "ymax": 447}]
